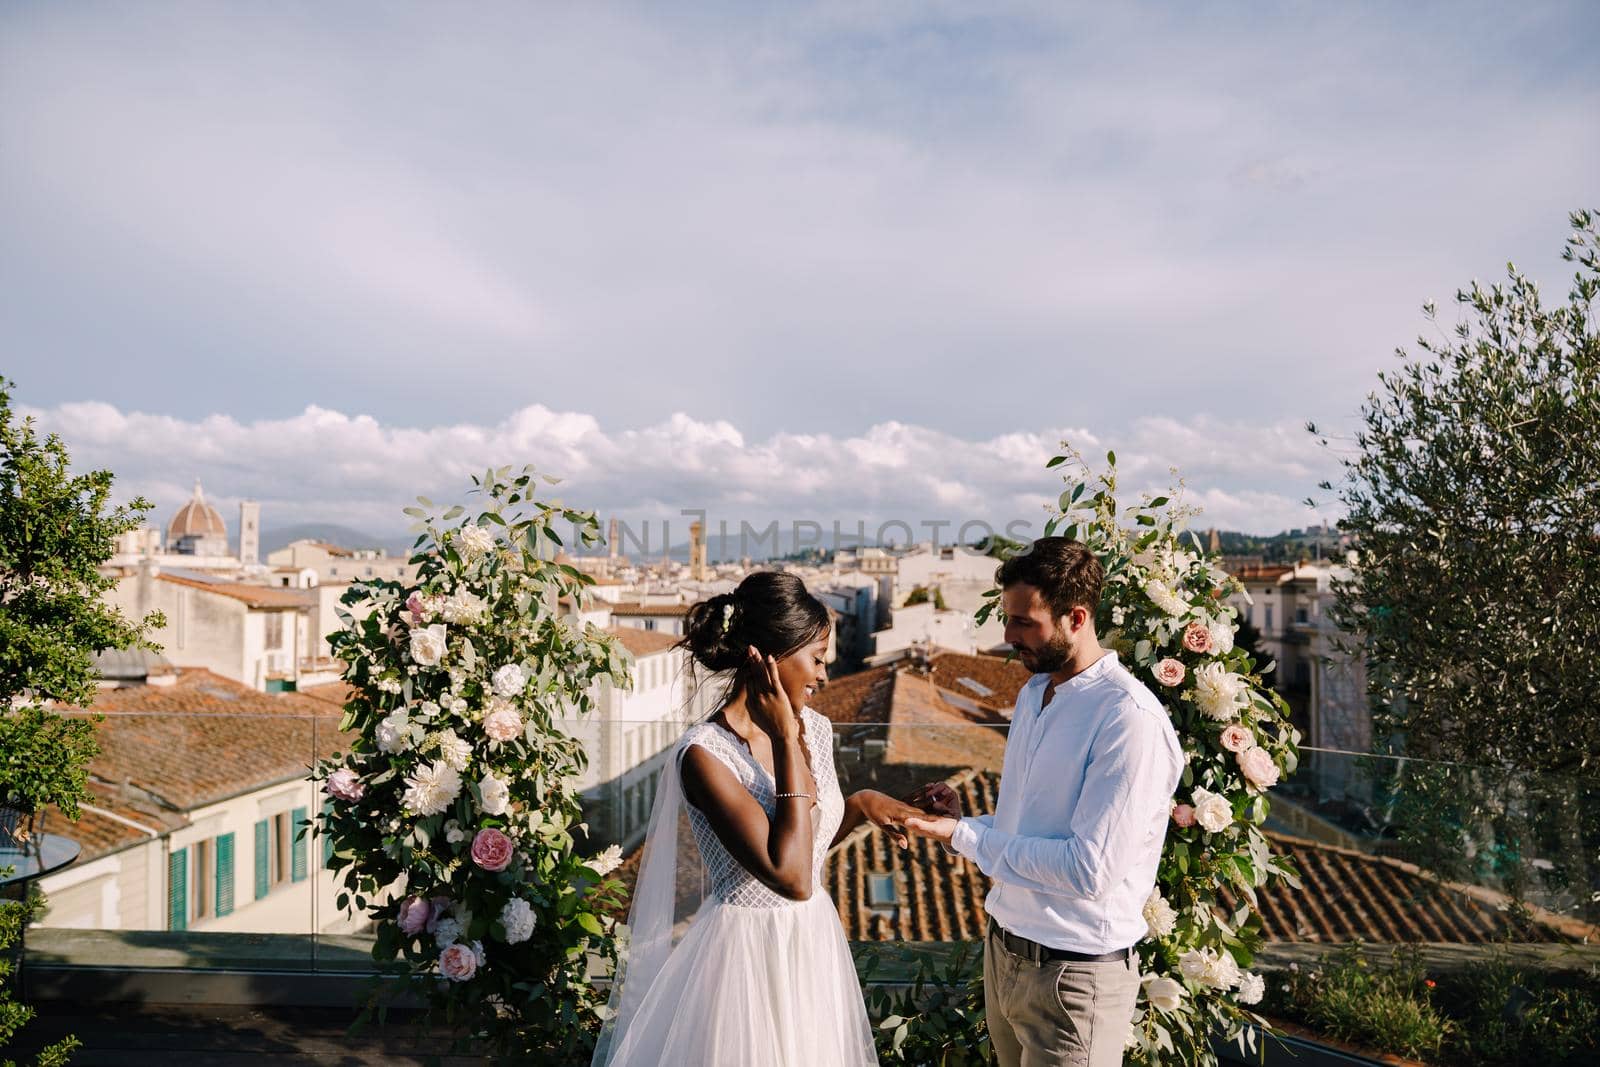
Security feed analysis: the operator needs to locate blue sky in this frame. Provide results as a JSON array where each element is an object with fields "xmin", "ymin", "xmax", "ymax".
[{"xmin": 3, "ymin": 2, "xmax": 1596, "ymax": 538}]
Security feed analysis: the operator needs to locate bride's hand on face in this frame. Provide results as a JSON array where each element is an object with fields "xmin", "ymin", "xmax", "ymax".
[{"xmin": 746, "ymin": 646, "xmax": 802, "ymax": 741}]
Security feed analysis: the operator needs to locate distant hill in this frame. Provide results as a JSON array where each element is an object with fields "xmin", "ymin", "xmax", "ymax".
[{"xmin": 261, "ymin": 523, "xmax": 409, "ymax": 557}]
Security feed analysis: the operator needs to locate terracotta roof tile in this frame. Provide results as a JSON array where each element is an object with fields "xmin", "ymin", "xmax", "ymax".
[
  {"xmin": 926, "ymin": 651, "xmax": 1032, "ymax": 718},
  {"xmin": 605, "ymin": 627, "xmax": 683, "ymax": 658},
  {"xmin": 607, "ymin": 602, "xmax": 691, "ymax": 617},
  {"xmin": 156, "ymin": 573, "xmax": 314, "ymax": 609},
  {"xmin": 812, "ymin": 665, "xmax": 896, "ymax": 724}
]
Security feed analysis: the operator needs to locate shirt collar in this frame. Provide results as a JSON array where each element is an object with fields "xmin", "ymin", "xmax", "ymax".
[{"xmin": 1035, "ymin": 650, "xmax": 1119, "ymax": 709}]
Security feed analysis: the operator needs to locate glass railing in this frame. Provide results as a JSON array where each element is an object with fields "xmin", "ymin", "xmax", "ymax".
[{"xmin": 22, "ymin": 709, "xmax": 1599, "ymax": 979}]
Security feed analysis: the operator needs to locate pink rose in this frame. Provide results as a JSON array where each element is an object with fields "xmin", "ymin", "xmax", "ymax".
[
  {"xmin": 397, "ymin": 895, "xmax": 434, "ymax": 936},
  {"xmin": 405, "ymin": 590, "xmax": 427, "ymax": 622},
  {"xmin": 1154, "ymin": 658, "xmax": 1186, "ymax": 687},
  {"xmin": 1171, "ymin": 803, "xmax": 1197, "ymax": 828},
  {"xmin": 483, "ymin": 707, "xmax": 523, "ymax": 742},
  {"xmin": 438, "ymin": 941, "xmax": 483, "ymax": 982},
  {"xmin": 470, "ymin": 828, "xmax": 514, "ymax": 872},
  {"xmin": 325, "ymin": 768, "xmax": 365, "ymax": 802},
  {"xmin": 1219, "ymin": 724, "xmax": 1255, "ymax": 753},
  {"xmin": 1238, "ymin": 746, "xmax": 1281, "ymax": 790},
  {"xmin": 1182, "ymin": 622, "xmax": 1213, "ymax": 655}
]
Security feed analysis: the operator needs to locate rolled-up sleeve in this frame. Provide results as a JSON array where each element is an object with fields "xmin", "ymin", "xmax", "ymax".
[{"xmin": 950, "ymin": 705, "xmax": 1174, "ymax": 901}]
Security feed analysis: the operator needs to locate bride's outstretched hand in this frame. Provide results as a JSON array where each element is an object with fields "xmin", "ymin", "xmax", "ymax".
[
  {"xmin": 848, "ymin": 791, "xmax": 925, "ymax": 849},
  {"xmin": 745, "ymin": 646, "xmax": 801, "ymax": 741}
]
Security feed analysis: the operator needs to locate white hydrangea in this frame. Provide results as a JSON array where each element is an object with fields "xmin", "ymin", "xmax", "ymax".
[
  {"xmin": 1143, "ymin": 580, "xmax": 1189, "ymax": 617},
  {"xmin": 1237, "ymin": 971, "xmax": 1265, "ymax": 1005},
  {"xmin": 431, "ymin": 915, "xmax": 465, "ymax": 948},
  {"xmin": 1190, "ymin": 786, "xmax": 1234, "ymax": 833},
  {"xmin": 1191, "ymin": 662, "xmax": 1249, "ymax": 721},
  {"xmin": 434, "ymin": 729, "xmax": 473, "ymax": 772},
  {"xmin": 499, "ymin": 898, "xmax": 536, "ymax": 944},
  {"xmin": 402, "ymin": 760, "xmax": 463, "ymax": 817},
  {"xmin": 478, "ymin": 772, "xmax": 510, "ymax": 816},
  {"xmin": 1142, "ymin": 889, "xmax": 1178, "ymax": 940},
  {"xmin": 456, "ymin": 523, "xmax": 496, "ymax": 558},
  {"xmin": 492, "ymin": 663, "xmax": 527, "ymax": 698}
]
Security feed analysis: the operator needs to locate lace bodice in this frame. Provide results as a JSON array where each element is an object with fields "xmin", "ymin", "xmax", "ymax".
[{"xmin": 677, "ymin": 708, "xmax": 843, "ymax": 908}]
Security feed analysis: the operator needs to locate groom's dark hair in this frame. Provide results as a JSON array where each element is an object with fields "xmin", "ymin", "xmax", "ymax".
[{"xmin": 996, "ymin": 537, "xmax": 1103, "ymax": 620}]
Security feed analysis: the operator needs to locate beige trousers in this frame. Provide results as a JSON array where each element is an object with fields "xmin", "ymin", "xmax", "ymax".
[{"xmin": 983, "ymin": 924, "xmax": 1141, "ymax": 1067}]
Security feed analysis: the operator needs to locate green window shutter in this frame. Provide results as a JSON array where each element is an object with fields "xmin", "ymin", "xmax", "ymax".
[
  {"xmin": 291, "ymin": 806, "xmax": 308, "ymax": 882},
  {"xmin": 215, "ymin": 832, "xmax": 235, "ymax": 917},
  {"xmin": 168, "ymin": 847, "xmax": 188, "ymax": 932},
  {"xmin": 321, "ymin": 799, "xmax": 334, "ymax": 867},
  {"xmin": 254, "ymin": 819, "xmax": 270, "ymax": 900}
]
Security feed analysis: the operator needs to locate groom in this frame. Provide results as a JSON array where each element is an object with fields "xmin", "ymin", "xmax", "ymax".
[{"xmin": 906, "ymin": 537, "xmax": 1182, "ymax": 1067}]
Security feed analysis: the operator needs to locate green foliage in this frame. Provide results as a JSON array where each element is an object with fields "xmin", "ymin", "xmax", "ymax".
[
  {"xmin": 0, "ymin": 891, "xmax": 82, "ymax": 1067},
  {"xmin": 1316, "ymin": 210, "xmax": 1600, "ymax": 775},
  {"xmin": 1266, "ymin": 944, "xmax": 1450, "ymax": 1061},
  {"xmin": 863, "ymin": 944, "xmax": 991, "ymax": 1066},
  {"xmin": 0, "ymin": 708, "xmax": 101, "ymax": 822},
  {"xmin": 905, "ymin": 584, "xmax": 948, "ymax": 609},
  {"xmin": 314, "ymin": 465, "xmax": 626, "ymax": 1064},
  {"xmin": 0, "ymin": 377, "xmax": 162, "ymax": 712},
  {"xmin": 1434, "ymin": 954, "xmax": 1600, "ymax": 1066}
]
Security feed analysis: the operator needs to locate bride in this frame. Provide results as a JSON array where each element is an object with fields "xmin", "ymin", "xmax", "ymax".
[{"xmin": 592, "ymin": 572, "xmax": 933, "ymax": 1067}]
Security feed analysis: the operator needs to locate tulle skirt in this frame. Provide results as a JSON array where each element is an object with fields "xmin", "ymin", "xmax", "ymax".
[{"xmin": 600, "ymin": 893, "xmax": 879, "ymax": 1066}]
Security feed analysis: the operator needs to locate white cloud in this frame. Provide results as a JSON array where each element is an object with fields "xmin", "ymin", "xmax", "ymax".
[{"xmin": 27, "ymin": 400, "xmax": 1341, "ymax": 543}]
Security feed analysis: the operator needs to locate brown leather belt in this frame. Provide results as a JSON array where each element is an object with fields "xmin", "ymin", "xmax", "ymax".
[{"xmin": 987, "ymin": 917, "xmax": 1131, "ymax": 964}]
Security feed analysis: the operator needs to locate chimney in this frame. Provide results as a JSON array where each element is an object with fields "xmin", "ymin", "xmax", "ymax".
[{"xmin": 239, "ymin": 500, "xmax": 261, "ymax": 565}]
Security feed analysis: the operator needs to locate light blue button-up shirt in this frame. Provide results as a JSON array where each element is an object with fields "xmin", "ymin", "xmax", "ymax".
[{"xmin": 950, "ymin": 650, "xmax": 1182, "ymax": 953}]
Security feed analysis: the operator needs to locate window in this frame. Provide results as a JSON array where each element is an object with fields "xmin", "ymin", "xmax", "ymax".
[
  {"xmin": 867, "ymin": 873, "xmax": 898, "ymax": 910},
  {"xmin": 170, "ymin": 832, "xmax": 234, "ymax": 928},
  {"xmin": 255, "ymin": 807, "xmax": 308, "ymax": 900},
  {"xmin": 643, "ymin": 619, "xmax": 657, "ymax": 632},
  {"xmin": 1295, "ymin": 608, "xmax": 1308, "ymax": 625},
  {"xmin": 1265, "ymin": 605, "xmax": 1274, "ymax": 631},
  {"xmin": 264, "ymin": 612, "xmax": 284, "ymax": 650}
]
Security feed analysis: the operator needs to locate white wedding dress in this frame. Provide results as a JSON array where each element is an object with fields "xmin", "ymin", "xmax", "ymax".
[{"xmin": 594, "ymin": 707, "xmax": 879, "ymax": 1066}]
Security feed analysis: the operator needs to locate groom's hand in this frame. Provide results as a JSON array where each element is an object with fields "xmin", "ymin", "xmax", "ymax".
[
  {"xmin": 906, "ymin": 782, "xmax": 961, "ymax": 820},
  {"xmin": 903, "ymin": 813, "xmax": 958, "ymax": 844}
]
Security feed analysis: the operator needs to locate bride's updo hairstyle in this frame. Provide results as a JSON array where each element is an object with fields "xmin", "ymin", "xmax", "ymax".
[{"xmin": 680, "ymin": 571, "xmax": 830, "ymax": 676}]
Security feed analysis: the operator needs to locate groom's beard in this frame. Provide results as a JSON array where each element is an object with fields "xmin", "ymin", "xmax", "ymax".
[{"xmin": 1016, "ymin": 626, "xmax": 1072, "ymax": 674}]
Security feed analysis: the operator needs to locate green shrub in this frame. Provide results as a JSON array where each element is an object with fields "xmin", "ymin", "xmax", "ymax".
[
  {"xmin": 863, "ymin": 944, "xmax": 993, "ymax": 1066},
  {"xmin": 1265, "ymin": 944, "xmax": 1449, "ymax": 1061},
  {"xmin": 1435, "ymin": 957, "xmax": 1600, "ymax": 1067}
]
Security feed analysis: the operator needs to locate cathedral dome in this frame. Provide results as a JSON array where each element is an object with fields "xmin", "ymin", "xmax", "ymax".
[{"xmin": 167, "ymin": 479, "xmax": 227, "ymax": 543}]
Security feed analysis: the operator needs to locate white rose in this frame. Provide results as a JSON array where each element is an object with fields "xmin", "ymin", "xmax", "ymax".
[
  {"xmin": 1142, "ymin": 889, "xmax": 1178, "ymax": 940},
  {"xmin": 409, "ymin": 623, "xmax": 448, "ymax": 667},
  {"xmin": 434, "ymin": 729, "xmax": 473, "ymax": 772},
  {"xmin": 478, "ymin": 772, "xmax": 510, "ymax": 816},
  {"xmin": 1144, "ymin": 580, "xmax": 1189, "ymax": 617},
  {"xmin": 456, "ymin": 524, "xmax": 495, "ymax": 558},
  {"xmin": 589, "ymin": 844, "xmax": 623, "ymax": 877},
  {"xmin": 1238, "ymin": 972, "xmax": 1265, "ymax": 1005},
  {"xmin": 402, "ymin": 760, "xmax": 463, "ymax": 817},
  {"xmin": 492, "ymin": 663, "xmax": 527, "ymax": 698},
  {"xmin": 1178, "ymin": 949, "xmax": 1210, "ymax": 984},
  {"xmin": 1143, "ymin": 974, "xmax": 1184, "ymax": 1012},
  {"xmin": 1191, "ymin": 787, "xmax": 1234, "ymax": 833},
  {"xmin": 1191, "ymin": 662, "xmax": 1249, "ymax": 721},
  {"xmin": 499, "ymin": 898, "xmax": 536, "ymax": 945},
  {"xmin": 1207, "ymin": 619, "xmax": 1236, "ymax": 656},
  {"xmin": 376, "ymin": 709, "xmax": 410, "ymax": 754}
]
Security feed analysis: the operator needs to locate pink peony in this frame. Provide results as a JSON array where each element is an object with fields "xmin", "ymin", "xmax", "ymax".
[
  {"xmin": 470, "ymin": 828, "xmax": 515, "ymax": 872},
  {"xmin": 439, "ymin": 941, "xmax": 482, "ymax": 982},
  {"xmin": 1154, "ymin": 658, "xmax": 1186, "ymax": 687},
  {"xmin": 483, "ymin": 706, "xmax": 523, "ymax": 742},
  {"xmin": 1219, "ymin": 724, "xmax": 1255, "ymax": 753},
  {"xmin": 396, "ymin": 895, "xmax": 434, "ymax": 936},
  {"xmin": 1238, "ymin": 746, "xmax": 1281, "ymax": 790},
  {"xmin": 1182, "ymin": 622, "xmax": 1214, "ymax": 655},
  {"xmin": 1171, "ymin": 803, "xmax": 1197, "ymax": 828},
  {"xmin": 325, "ymin": 768, "xmax": 365, "ymax": 802}
]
